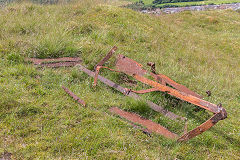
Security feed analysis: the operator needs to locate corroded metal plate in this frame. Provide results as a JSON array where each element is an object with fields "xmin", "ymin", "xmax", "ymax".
[{"xmin": 116, "ymin": 54, "xmax": 147, "ymax": 76}]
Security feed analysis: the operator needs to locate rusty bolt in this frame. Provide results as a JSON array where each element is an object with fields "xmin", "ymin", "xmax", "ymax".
[
  {"xmin": 147, "ymin": 62, "xmax": 156, "ymax": 74},
  {"xmin": 206, "ymin": 90, "xmax": 211, "ymax": 97}
]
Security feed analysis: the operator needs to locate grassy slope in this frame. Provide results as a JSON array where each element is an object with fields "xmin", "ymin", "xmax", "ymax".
[{"xmin": 0, "ymin": 1, "xmax": 240, "ymax": 159}]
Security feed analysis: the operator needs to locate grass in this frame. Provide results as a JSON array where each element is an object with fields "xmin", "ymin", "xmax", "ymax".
[
  {"xmin": 0, "ymin": 0, "xmax": 240, "ymax": 159},
  {"xmin": 128, "ymin": 0, "xmax": 240, "ymax": 8}
]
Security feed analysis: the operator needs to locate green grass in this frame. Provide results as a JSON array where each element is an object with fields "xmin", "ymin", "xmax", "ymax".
[
  {"xmin": 0, "ymin": 0, "xmax": 240, "ymax": 159},
  {"xmin": 129, "ymin": 0, "xmax": 240, "ymax": 7}
]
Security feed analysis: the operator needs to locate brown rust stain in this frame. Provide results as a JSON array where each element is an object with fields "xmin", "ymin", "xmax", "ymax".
[
  {"xmin": 116, "ymin": 55, "xmax": 147, "ymax": 76},
  {"xmin": 109, "ymin": 107, "xmax": 178, "ymax": 139}
]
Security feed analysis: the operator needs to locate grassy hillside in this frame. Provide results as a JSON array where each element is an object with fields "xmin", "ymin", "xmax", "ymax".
[{"xmin": 0, "ymin": 1, "xmax": 240, "ymax": 159}]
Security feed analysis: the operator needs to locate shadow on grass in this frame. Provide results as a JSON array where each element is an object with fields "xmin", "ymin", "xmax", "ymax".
[
  {"xmin": 190, "ymin": 127, "xmax": 240, "ymax": 150},
  {"xmin": 212, "ymin": 128, "xmax": 240, "ymax": 149},
  {"xmin": 147, "ymin": 91, "xmax": 211, "ymax": 120}
]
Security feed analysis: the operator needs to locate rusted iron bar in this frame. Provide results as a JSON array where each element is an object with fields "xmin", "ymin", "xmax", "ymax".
[
  {"xmin": 26, "ymin": 57, "xmax": 81, "ymax": 65},
  {"xmin": 95, "ymin": 46, "xmax": 118, "ymax": 69},
  {"xmin": 77, "ymin": 64, "xmax": 185, "ymax": 121},
  {"xmin": 93, "ymin": 66, "xmax": 101, "ymax": 87},
  {"xmin": 178, "ymin": 105, "xmax": 227, "ymax": 141},
  {"xmin": 151, "ymin": 73, "xmax": 202, "ymax": 98},
  {"xmin": 62, "ymin": 86, "xmax": 86, "ymax": 106},
  {"xmin": 133, "ymin": 74, "xmax": 219, "ymax": 113},
  {"xmin": 109, "ymin": 107, "xmax": 178, "ymax": 139},
  {"xmin": 129, "ymin": 88, "xmax": 160, "ymax": 94}
]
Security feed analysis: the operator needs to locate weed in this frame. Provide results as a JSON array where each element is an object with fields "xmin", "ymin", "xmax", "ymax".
[
  {"xmin": 27, "ymin": 37, "xmax": 81, "ymax": 58},
  {"xmin": 7, "ymin": 52, "xmax": 24, "ymax": 64}
]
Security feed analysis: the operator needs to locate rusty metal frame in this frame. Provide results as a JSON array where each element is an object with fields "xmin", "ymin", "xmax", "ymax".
[{"xmin": 89, "ymin": 47, "xmax": 227, "ymax": 142}]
